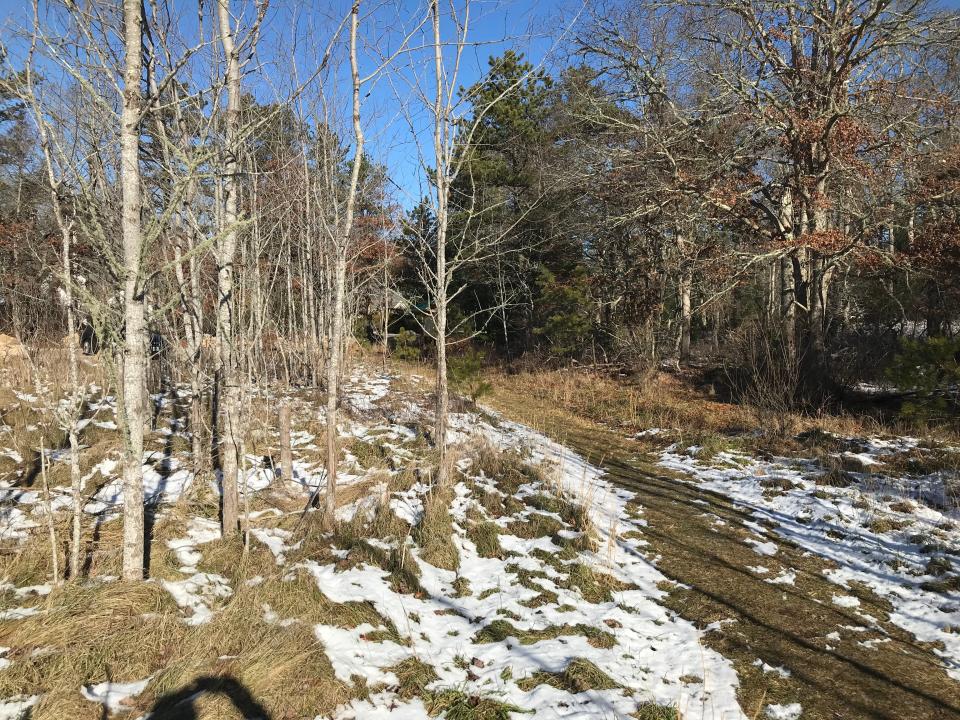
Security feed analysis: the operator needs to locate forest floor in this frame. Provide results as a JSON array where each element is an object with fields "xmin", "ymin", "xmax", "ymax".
[{"xmin": 0, "ymin": 357, "xmax": 957, "ymax": 719}]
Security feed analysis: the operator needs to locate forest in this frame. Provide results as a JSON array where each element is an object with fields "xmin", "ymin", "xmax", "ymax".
[{"xmin": 0, "ymin": 1, "xmax": 959, "ymax": 719}]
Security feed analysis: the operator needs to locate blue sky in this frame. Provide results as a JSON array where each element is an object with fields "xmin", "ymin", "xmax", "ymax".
[
  {"xmin": 2, "ymin": 0, "xmax": 957, "ymax": 209},
  {"xmin": 0, "ymin": 0, "xmax": 571, "ymax": 208},
  {"xmin": 335, "ymin": 0, "xmax": 574, "ymax": 208}
]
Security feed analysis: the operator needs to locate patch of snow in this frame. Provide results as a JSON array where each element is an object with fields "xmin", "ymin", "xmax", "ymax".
[
  {"xmin": 832, "ymin": 595, "xmax": 861, "ymax": 609},
  {"xmin": 161, "ymin": 573, "xmax": 232, "ymax": 625},
  {"xmin": 166, "ymin": 517, "xmax": 221, "ymax": 572},
  {"xmin": 81, "ymin": 676, "xmax": 151, "ymax": 712},
  {"xmin": 250, "ymin": 527, "xmax": 299, "ymax": 565},
  {"xmin": 0, "ymin": 694, "xmax": 38, "ymax": 719},
  {"xmin": 658, "ymin": 442, "xmax": 960, "ymax": 680},
  {"xmin": 0, "ymin": 607, "xmax": 41, "ymax": 621},
  {"xmin": 746, "ymin": 539, "xmax": 779, "ymax": 556},
  {"xmin": 766, "ymin": 570, "xmax": 796, "ymax": 586},
  {"xmin": 765, "ymin": 703, "xmax": 802, "ymax": 720},
  {"xmin": 390, "ymin": 483, "xmax": 428, "ymax": 525},
  {"xmin": 752, "ymin": 659, "xmax": 791, "ymax": 678},
  {"xmin": 314, "ymin": 623, "xmax": 410, "ymax": 685},
  {"xmin": 86, "ymin": 454, "xmax": 192, "ymax": 514}
]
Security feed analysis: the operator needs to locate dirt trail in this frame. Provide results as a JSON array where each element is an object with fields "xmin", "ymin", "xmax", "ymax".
[{"xmin": 492, "ymin": 398, "xmax": 960, "ymax": 720}]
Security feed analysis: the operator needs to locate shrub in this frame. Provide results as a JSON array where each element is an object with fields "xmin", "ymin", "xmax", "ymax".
[
  {"xmin": 393, "ymin": 328, "xmax": 421, "ymax": 362},
  {"xmin": 449, "ymin": 349, "xmax": 493, "ymax": 403},
  {"xmin": 886, "ymin": 336, "xmax": 960, "ymax": 423},
  {"xmin": 723, "ymin": 320, "xmax": 805, "ymax": 434}
]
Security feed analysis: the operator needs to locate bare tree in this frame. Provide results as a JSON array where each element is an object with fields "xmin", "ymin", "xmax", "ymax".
[
  {"xmin": 401, "ymin": 0, "xmax": 542, "ymax": 485},
  {"xmin": 215, "ymin": 0, "xmax": 242, "ymax": 537},
  {"xmin": 21, "ymin": 11, "xmax": 85, "ymax": 578},
  {"xmin": 321, "ymin": 0, "xmax": 365, "ymax": 519},
  {"xmin": 215, "ymin": 0, "xmax": 269, "ymax": 536},
  {"xmin": 119, "ymin": 0, "xmax": 147, "ymax": 579}
]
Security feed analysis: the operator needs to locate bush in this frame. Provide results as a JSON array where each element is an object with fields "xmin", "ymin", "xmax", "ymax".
[
  {"xmin": 532, "ymin": 266, "xmax": 593, "ymax": 358},
  {"xmin": 393, "ymin": 328, "xmax": 421, "ymax": 361},
  {"xmin": 449, "ymin": 348, "xmax": 493, "ymax": 403},
  {"xmin": 723, "ymin": 320, "xmax": 804, "ymax": 432},
  {"xmin": 886, "ymin": 336, "xmax": 960, "ymax": 422}
]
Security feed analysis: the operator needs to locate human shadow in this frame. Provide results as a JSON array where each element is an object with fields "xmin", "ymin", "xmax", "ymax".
[{"xmin": 144, "ymin": 675, "xmax": 272, "ymax": 720}]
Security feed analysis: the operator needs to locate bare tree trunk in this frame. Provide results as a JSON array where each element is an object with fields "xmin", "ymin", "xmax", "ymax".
[
  {"xmin": 431, "ymin": 0, "xmax": 450, "ymax": 488},
  {"xmin": 120, "ymin": 0, "xmax": 146, "ymax": 580},
  {"xmin": 324, "ymin": 1, "xmax": 365, "ymax": 518},
  {"xmin": 303, "ymin": 152, "xmax": 320, "ymax": 374},
  {"xmin": 39, "ymin": 439, "xmax": 60, "ymax": 585},
  {"xmin": 173, "ymin": 239, "xmax": 205, "ymax": 469},
  {"xmin": 781, "ymin": 253, "xmax": 796, "ymax": 357},
  {"xmin": 767, "ymin": 258, "xmax": 778, "ymax": 322},
  {"xmin": 62, "ymin": 226, "xmax": 82, "ymax": 580},
  {"xmin": 217, "ymin": 0, "xmax": 242, "ymax": 537},
  {"xmin": 280, "ymin": 402, "xmax": 293, "ymax": 482},
  {"xmin": 808, "ymin": 188, "xmax": 830, "ymax": 358},
  {"xmin": 678, "ymin": 264, "xmax": 692, "ymax": 362},
  {"xmin": 809, "ymin": 253, "xmax": 827, "ymax": 356},
  {"xmin": 39, "ymin": 133, "xmax": 83, "ymax": 579},
  {"xmin": 382, "ymin": 239, "xmax": 389, "ymax": 370}
]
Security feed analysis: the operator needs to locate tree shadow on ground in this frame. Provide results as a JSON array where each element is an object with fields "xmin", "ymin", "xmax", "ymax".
[{"xmin": 144, "ymin": 676, "xmax": 271, "ymax": 720}]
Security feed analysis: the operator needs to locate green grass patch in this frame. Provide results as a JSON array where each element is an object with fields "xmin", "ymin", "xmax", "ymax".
[
  {"xmin": 412, "ymin": 487, "xmax": 460, "ymax": 572},
  {"xmin": 389, "ymin": 657, "xmax": 438, "ymax": 699},
  {"xmin": 425, "ymin": 689, "xmax": 530, "ymax": 719},
  {"xmin": 517, "ymin": 658, "xmax": 619, "ymax": 693},
  {"xmin": 632, "ymin": 703, "xmax": 679, "ymax": 720},
  {"xmin": 467, "ymin": 520, "xmax": 503, "ymax": 559},
  {"xmin": 506, "ymin": 512, "xmax": 564, "ymax": 539},
  {"xmin": 472, "ymin": 619, "xmax": 615, "ymax": 649}
]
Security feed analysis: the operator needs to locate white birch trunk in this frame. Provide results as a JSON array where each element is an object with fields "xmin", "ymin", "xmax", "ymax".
[
  {"xmin": 324, "ymin": 1, "xmax": 365, "ymax": 518},
  {"xmin": 216, "ymin": 0, "xmax": 242, "ymax": 536},
  {"xmin": 678, "ymin": 265, "xmax": 692, "ymax": 362},
  {"xmin": 120, "ymin": 0, "xmax": 146, "ymax": 580},
  {"xmin": 431, "ymin": 0, "xmax": 450, "ymax": 487}
]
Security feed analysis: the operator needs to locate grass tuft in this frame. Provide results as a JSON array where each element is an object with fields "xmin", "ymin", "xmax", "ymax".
[
  {"xmin": 389, "ymin": 657, "xmax": 438, "ymax": 699},
  {"xmin": 412, "ymin": 486, "xmax": 460, "ymax": 572},
  {"xmin": 517, "ymin": 658, "xmax": 619, "ymax": 694},
  {"xmin": 632, "ymin": 703, "xmax": 679, "ymax": 720},
  {"xmin": 426, "ymin": 689, "xmax": 529, "ymax": 719},
  {"xmin": 467, "ymin": 519, "xmax": 503, "ymax": 559},
  {"xmin": 472, "ymin": 619, "xmax": 615, "ymax": 649}
]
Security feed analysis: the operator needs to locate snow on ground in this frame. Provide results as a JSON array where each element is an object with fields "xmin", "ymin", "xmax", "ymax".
[
  {"xmin": 167, "ymin": 517, "xmax": 221, "ymax": 572},
  {"xmin": 366, "ymin": 410, "xmax": 749, "ymax": 720},
  {"xmin": 0, "ymin": 695, "xmax": 38, "ymax": 720},
  {"xmin": 161, "ymin": 572, "xmax": 233, "ymax": 626},
  {"xmin": 764, "ymin": 703, "xmax": 802, "ymax": 720},
  {"xmin": 85, "ymin": 455, "xmax": 193, "ymax": 514},
  {"xmin": 0, "ymin": 368, "xmax": 750, "ymax": 717},
  {"xmin": 81, "ymin": 676, "xmax": 152, "ymax": 713},
  {"xmin": 659, "ymin": 441, "xmax": 960, "ymax": 680}
]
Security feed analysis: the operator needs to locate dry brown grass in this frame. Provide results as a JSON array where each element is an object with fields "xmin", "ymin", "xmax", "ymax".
[
  {"xmin": 413, "ymin": 485, "xmax": 460, "ymax": 572},
  {"xmin": 0, "ymin": 580, "xmax": 187, "ymax": 719},
  {"xmin": 486, "ymin": 367, "xmax": 958, "ymax": 465},
  {"xmin": 489, "ymin": 368, "xmax": 759, "ymax": 437},
  {"xmin": 0, "ymin": 543, "xmax": 404, "ymax": 718},
  {"xmin": 517, "ymin": 657, "xmax": 619, "ymax": 693}
]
